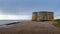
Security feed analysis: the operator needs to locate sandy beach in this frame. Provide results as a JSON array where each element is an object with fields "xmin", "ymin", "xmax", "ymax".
[{"xmin": 0, "ymin": 21, "xmax": 60, "ymax": 34}]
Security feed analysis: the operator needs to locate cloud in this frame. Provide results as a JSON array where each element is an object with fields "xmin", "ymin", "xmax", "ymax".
[
  {"xmin": 0, "ymin": 15, "xmax": 32, "ymax": 20},
  {"xmin": 54, "ymin": 16, "xmax": 60, "ymax": 19},
  {"xmin": 0, "ymin": 9, "xmax": 32, "ymax": 20},
  {"xmin": 54, "ymin": 9, "xmax": 60, "ymax": 19}
]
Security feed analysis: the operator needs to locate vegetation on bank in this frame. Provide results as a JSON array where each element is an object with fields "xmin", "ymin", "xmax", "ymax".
[{"xmin": 53, "ymin": 19, "xmax": 60, "ymax": 28}]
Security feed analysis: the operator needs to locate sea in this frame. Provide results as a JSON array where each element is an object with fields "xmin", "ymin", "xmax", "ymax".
[{"xmin": 0, "ymin": 20, "xmax": 25, "ymax": 28}]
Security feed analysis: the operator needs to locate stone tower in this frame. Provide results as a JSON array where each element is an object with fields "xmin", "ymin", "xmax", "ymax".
[
  {"xmin": 32, "ymin": 12, "xmax": 37, "ymax": 21},
  {"xmin": 32, "ymin": 11, "xmax": 54, "ymax": 21}
]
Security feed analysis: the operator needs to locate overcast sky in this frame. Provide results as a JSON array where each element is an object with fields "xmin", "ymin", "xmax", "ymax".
[{"xmin": 0, "ymin": 0, "xmax": 60, "ymax": 20}]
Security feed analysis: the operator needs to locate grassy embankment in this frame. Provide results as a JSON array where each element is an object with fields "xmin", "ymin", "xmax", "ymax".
[{"xmin": 53, "ymin": 19, "xmax": 60, "ymax": 28}]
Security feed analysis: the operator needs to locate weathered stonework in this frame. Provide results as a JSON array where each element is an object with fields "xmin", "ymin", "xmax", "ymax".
[
  {"xmin": 32, "ymin": 12, "xmax": 37, "ymax": 21},
  {"xmin": 32, "ymin": 11, "xmax": 54, "ymax": 21}
]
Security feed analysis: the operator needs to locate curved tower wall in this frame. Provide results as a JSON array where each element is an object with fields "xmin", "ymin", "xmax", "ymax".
[
  {"xmin": 32, "ymin": 11, "xmax": 54, "ymax": 21},
  {"xmin": 48, "ymin": 12, "xmax": 54, "ymax": 21},
  {"xmin": 32, "ymin": 12, "xmax": 37, "ymax": 21}
]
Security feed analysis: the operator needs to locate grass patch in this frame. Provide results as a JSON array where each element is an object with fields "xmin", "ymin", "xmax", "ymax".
[{"xmin": 53, "ymin": 19, "xmax": 60, "ymax": 28}]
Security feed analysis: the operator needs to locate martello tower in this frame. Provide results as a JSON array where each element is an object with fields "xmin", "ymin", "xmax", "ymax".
[{"xmin": 32, "ymin": 11, "xmax": 54, "ymax": 21}]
